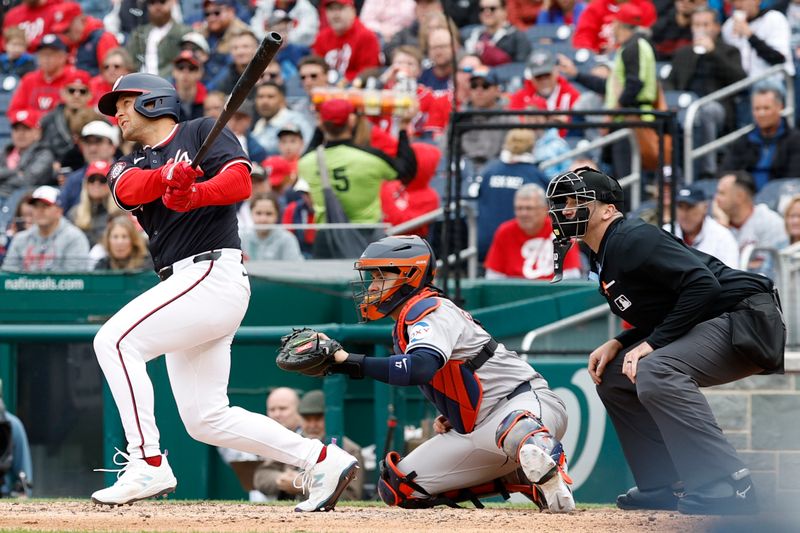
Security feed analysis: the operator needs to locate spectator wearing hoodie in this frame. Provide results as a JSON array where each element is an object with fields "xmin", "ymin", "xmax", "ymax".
[
  {"xmin": 475, "ymin": 129, "xmax": 549, "ymax": 261},
  {"xmin": 380, "ymin": 143, "xmax": 441, "ymax": 237},
  {"xmin": 58, "ymin": 2, "xmax": 119, "ymax": 76},
  {"xmin": 509, "ymin": 50, "xmax": 581, "ymax": 138},
  {"xmin": 8, "ymin": 34, "xmax": 82, "ymax": 117},
  {"xmin": 572, "ymin": 0, "xmax": 656, "ymax": 54},
  {"xmin": 2, "ymin": 0, "xmax": 74, "ymax": 52},
  {"xmin": 312, "ymin": 0, "xmax": 381, "ymax": 81}
]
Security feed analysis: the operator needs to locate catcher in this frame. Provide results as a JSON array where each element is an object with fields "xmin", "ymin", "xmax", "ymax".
[{"xmin": 277, "ymin": 235, "xmax": 575, "ymax": 511}]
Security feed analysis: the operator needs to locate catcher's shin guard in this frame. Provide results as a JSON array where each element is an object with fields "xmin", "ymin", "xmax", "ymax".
[{"xmin": 496, "ymin": 410, "xmax": 575, "ymax": 512}]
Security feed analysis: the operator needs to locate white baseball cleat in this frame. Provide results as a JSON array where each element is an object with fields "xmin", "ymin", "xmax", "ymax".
[
  {"xmin": 294, "ymin": 443, "xmax": 359, "ymax": 512},
  {"xmin": 91, "ymin": 448, "xmax": 177, "ymax": 506},
  {"xmin": 519, "ymin": 443, "xmax": 575, "ymax": 513}
]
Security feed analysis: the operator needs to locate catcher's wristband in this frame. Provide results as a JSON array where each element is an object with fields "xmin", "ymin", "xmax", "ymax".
[{"xmin": 328, "ymin": 353, "xmax": 366, "ymax": 379}]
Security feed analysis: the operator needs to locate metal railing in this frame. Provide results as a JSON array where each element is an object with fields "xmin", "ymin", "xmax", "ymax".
[
  {"xmin": 539, "ymin": 128, "xmax": 643, "ymax": 211},
  {"xmin": 520, "ymin": 304, "xmax": 616, "ymax": 358},
  {"xmin": 683, "ymin": 64, "xmax": 796, "ymax": 184},
  {"xmin": 252, "ymin": 202, "xmax": 480, "ymax": 277},
  {"xmin": 777, "ymin": 242, "xmax": 800, "ymax": 347}
]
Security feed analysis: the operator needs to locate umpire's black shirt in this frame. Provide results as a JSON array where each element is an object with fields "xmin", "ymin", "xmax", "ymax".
[{"xmin": 590, "ymin": 218, "xmax": 772, "ymax": 349}]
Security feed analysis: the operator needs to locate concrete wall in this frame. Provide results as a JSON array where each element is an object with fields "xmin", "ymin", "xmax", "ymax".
[{"xmin": 705, "ymin": 352, "xmax": 800, "ymax": 509}]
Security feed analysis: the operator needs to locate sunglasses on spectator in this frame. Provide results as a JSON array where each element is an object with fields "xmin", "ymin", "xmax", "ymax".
[
  {"xmin": 175, "ymin": 63, "xmax": 199, "ymax": 72},
  {"xmin": 480, "ymin": 5, "xmax": 500, "ymax": 12},
  {"xmin": 262, "ymin": 72, "xmax": 279, "ymax": 80},
  {"xmin": 300, "ymin": 72, "xmax": 320, "ymax": 80},
  {"xmin": 87, "ymin": 175, "xmax": 108, "ymax": 184},
  {"xmin": 103, "ymin": 63, "xmax": 124, "ymax": 70},
  {"xmin": 204, "ymin": 8, "xmax": 222, "ymax": 16},
  {"xmin": 67, "ymin": 87, "xmax": 89, "ymax": 95},
  {"xmin": 470, "ymin": 80, "xmax": 494, "ymax": 89}
]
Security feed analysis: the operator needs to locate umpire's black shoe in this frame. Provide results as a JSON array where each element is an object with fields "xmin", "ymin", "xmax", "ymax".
[
  {"xmin": 616, "ymin": 485, "xmax": 680, "ymax": 511},
  {"xmin": 678, "ymin": 469, "xmax": 759, "ymax": 516}
]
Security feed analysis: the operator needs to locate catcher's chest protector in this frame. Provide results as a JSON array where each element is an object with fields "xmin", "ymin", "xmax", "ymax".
[{"xmin": 393, "ymin": 290, "xmax": 484, "ymax": 434}]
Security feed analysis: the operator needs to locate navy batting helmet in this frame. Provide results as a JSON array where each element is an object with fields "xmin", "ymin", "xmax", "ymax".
[{"xmin": 98, "ymin": 73, "xmax": 181, "ymax": 121}]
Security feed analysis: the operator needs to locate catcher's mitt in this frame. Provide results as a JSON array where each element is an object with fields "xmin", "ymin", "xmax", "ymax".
[{"xmin": 276, "ymin": 328, "xmax": 343, "ymax": 377}]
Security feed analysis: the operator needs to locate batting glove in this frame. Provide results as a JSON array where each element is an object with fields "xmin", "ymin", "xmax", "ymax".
[
  {"xmin": 161, "ymin": 159, "xmax": 203, "ymax": 190},
  {"xmin": 162, "ymin": 185, "xmax": 197, "ymax": 212}
]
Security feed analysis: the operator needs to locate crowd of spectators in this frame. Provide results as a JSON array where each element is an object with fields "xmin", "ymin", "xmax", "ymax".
[{"xmin": 0, "ymin": 0, "xmax": 795, "ymax": 281}]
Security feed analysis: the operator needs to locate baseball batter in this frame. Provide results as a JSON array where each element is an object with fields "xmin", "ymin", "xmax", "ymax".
[
  {"xmin": 280, "ymin": 235, "xmax": 575, "ymax": 511},
  {"xmin": 91, "ymin": 73, "xmax": 358, "ymax": 511}
]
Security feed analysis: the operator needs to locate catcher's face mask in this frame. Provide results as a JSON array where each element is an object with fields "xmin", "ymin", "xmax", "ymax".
[{"xmin": 352, "ymin": 261, "xmax": 427, "ymax": 322}]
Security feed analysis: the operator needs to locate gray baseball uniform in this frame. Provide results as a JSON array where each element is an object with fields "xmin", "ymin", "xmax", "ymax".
[{"xmin": 397, "ymin": 298, "xmax": 568, "ymax": 495}]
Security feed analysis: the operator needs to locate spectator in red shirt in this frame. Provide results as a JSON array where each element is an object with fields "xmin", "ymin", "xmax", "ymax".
[
  {"xmin": 312, "ymin": 0, "xmax": 381, "ymax": 82},
  {"xmin": 8, "ymin": 34, "xmax": 79, "ymax": 117},
  {"xmin": 2, "ymin": 0, "xmax": 68, "ymax": 52},
  {"xmin": 56, "ymin": 2, "xmax": 119, "ymax": 77},
  {"xmin": 380, "ymin": 142, "xmax": 441, "ymax": 237},
  {"xmin": 509, "ymin": 49, "xmax": 581, "ymax": 136},
  {"xmin": 572, "ymin": 0, "xmax": 656, "ymax": 54},
  {"xmin": 485, "ymin": 183, "xmax": 582, "ymax": 280}
]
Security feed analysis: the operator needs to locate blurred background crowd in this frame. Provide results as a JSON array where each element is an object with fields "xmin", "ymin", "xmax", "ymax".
[{"xmin": 0, "ymin": 0, "xmax": 797, "ymax": 282}]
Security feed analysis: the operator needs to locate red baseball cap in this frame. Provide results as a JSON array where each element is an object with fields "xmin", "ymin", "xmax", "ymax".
[
  {"xmin": 614, "ymin": 3, "xmax": 644, "ymax": 26},
  {"xmin": 173, "ymin": 50, "xmax": 201, "ymax": 67},
  {"xmin": 64, "ymin": 69, "xmax": 92, "ymax": 87},
  {"xmin": 262, "ymin": 156, "xmax": 293, "ymax": 187},
  {"xmin": 10, "ymin": 110, "xmax": 39, "ymax": 128},
  {"xmin": 319, "ymin": 99, "xmax": 354, "ymax": 126},
  {"xmin": 86, "ymin": 160, "xmax": 111, "ymax": 178},
  {"xmin": 323, "ymin": 0, "xmax": 355, "ymax": 6}
]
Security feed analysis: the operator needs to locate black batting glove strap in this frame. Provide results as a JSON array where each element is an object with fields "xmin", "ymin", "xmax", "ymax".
[{"xmin": 328, "ymin": 353, "xmax": 366, "ymax": 379}]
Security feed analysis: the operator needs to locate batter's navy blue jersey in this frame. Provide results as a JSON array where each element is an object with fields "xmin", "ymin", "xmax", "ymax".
[{"xmin": 107, "ymin": 117, "xmax": 251, "ymax": 271}]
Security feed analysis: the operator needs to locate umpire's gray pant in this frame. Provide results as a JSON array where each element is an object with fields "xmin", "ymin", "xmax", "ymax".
[{"xmin": 596, "ymin": 313, "xmax": 762, "ymax": 492}]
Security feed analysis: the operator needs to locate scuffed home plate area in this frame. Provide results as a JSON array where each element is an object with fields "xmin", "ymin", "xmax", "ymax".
[{"xmin": 0, "ymin": 500, "xmax": 794, "ymax": 532}]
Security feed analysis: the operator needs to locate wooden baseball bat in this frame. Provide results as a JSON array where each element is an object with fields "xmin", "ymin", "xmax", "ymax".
[{"xmin": 191, "ymin": 32, "xmax": 283, "ymax": 169}]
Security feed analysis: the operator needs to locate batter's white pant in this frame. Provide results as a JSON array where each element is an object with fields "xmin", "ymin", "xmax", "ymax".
[
  {"xmin": 94, "ymin": 249, "xmax": 322, "ymax": 470},
  {"xmin": 398, "ymin": 387, "xmax": 568, "ymax": 495}
]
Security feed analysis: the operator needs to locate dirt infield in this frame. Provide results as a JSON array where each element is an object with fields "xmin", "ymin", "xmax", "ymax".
[{"xmin": 0, "ymin": 500, "xmax": 737, "ymax": 532}]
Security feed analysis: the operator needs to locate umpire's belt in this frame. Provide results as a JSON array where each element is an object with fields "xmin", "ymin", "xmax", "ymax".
[{"xmin": 158, "ymin": 251, "xmax": 222, "ymax": 281}]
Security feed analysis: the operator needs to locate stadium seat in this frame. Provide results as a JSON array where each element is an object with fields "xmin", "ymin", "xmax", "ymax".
[
  {"xmin": 0, "ymin": 91, "xmax": 13, "ymax": 115},
  {"xmin": 663, "ymin": 90, "xmax": 698, "ymax": 123},
  {"xmin": 525, "ymin": 24, "xmax": 572, "ymax": 45},
  {"xmin": 492, "ymin": 62, "xmax": 525, "ymax": 89},
  {"xmin": 755, "ymin": 177, "xmax": 800, "ymax": 213}
]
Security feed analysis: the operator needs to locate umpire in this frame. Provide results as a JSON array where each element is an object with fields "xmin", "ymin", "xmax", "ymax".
[{"xmin": 546, "ymin": 167, "xmax": 786, "ymax": 515}]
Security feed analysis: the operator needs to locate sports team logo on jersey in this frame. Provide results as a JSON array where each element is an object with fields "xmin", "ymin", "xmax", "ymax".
[
  {"xmin": 108, "ymin": 161, "xmax": 126, "ymax": 180},
  {"xmin": 614, "ymin": 294, "xmax": 632, "ymax": 312},
  {"xmin": 409, "ymin": 321, "xmax": 431, "ymax": 343}
]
